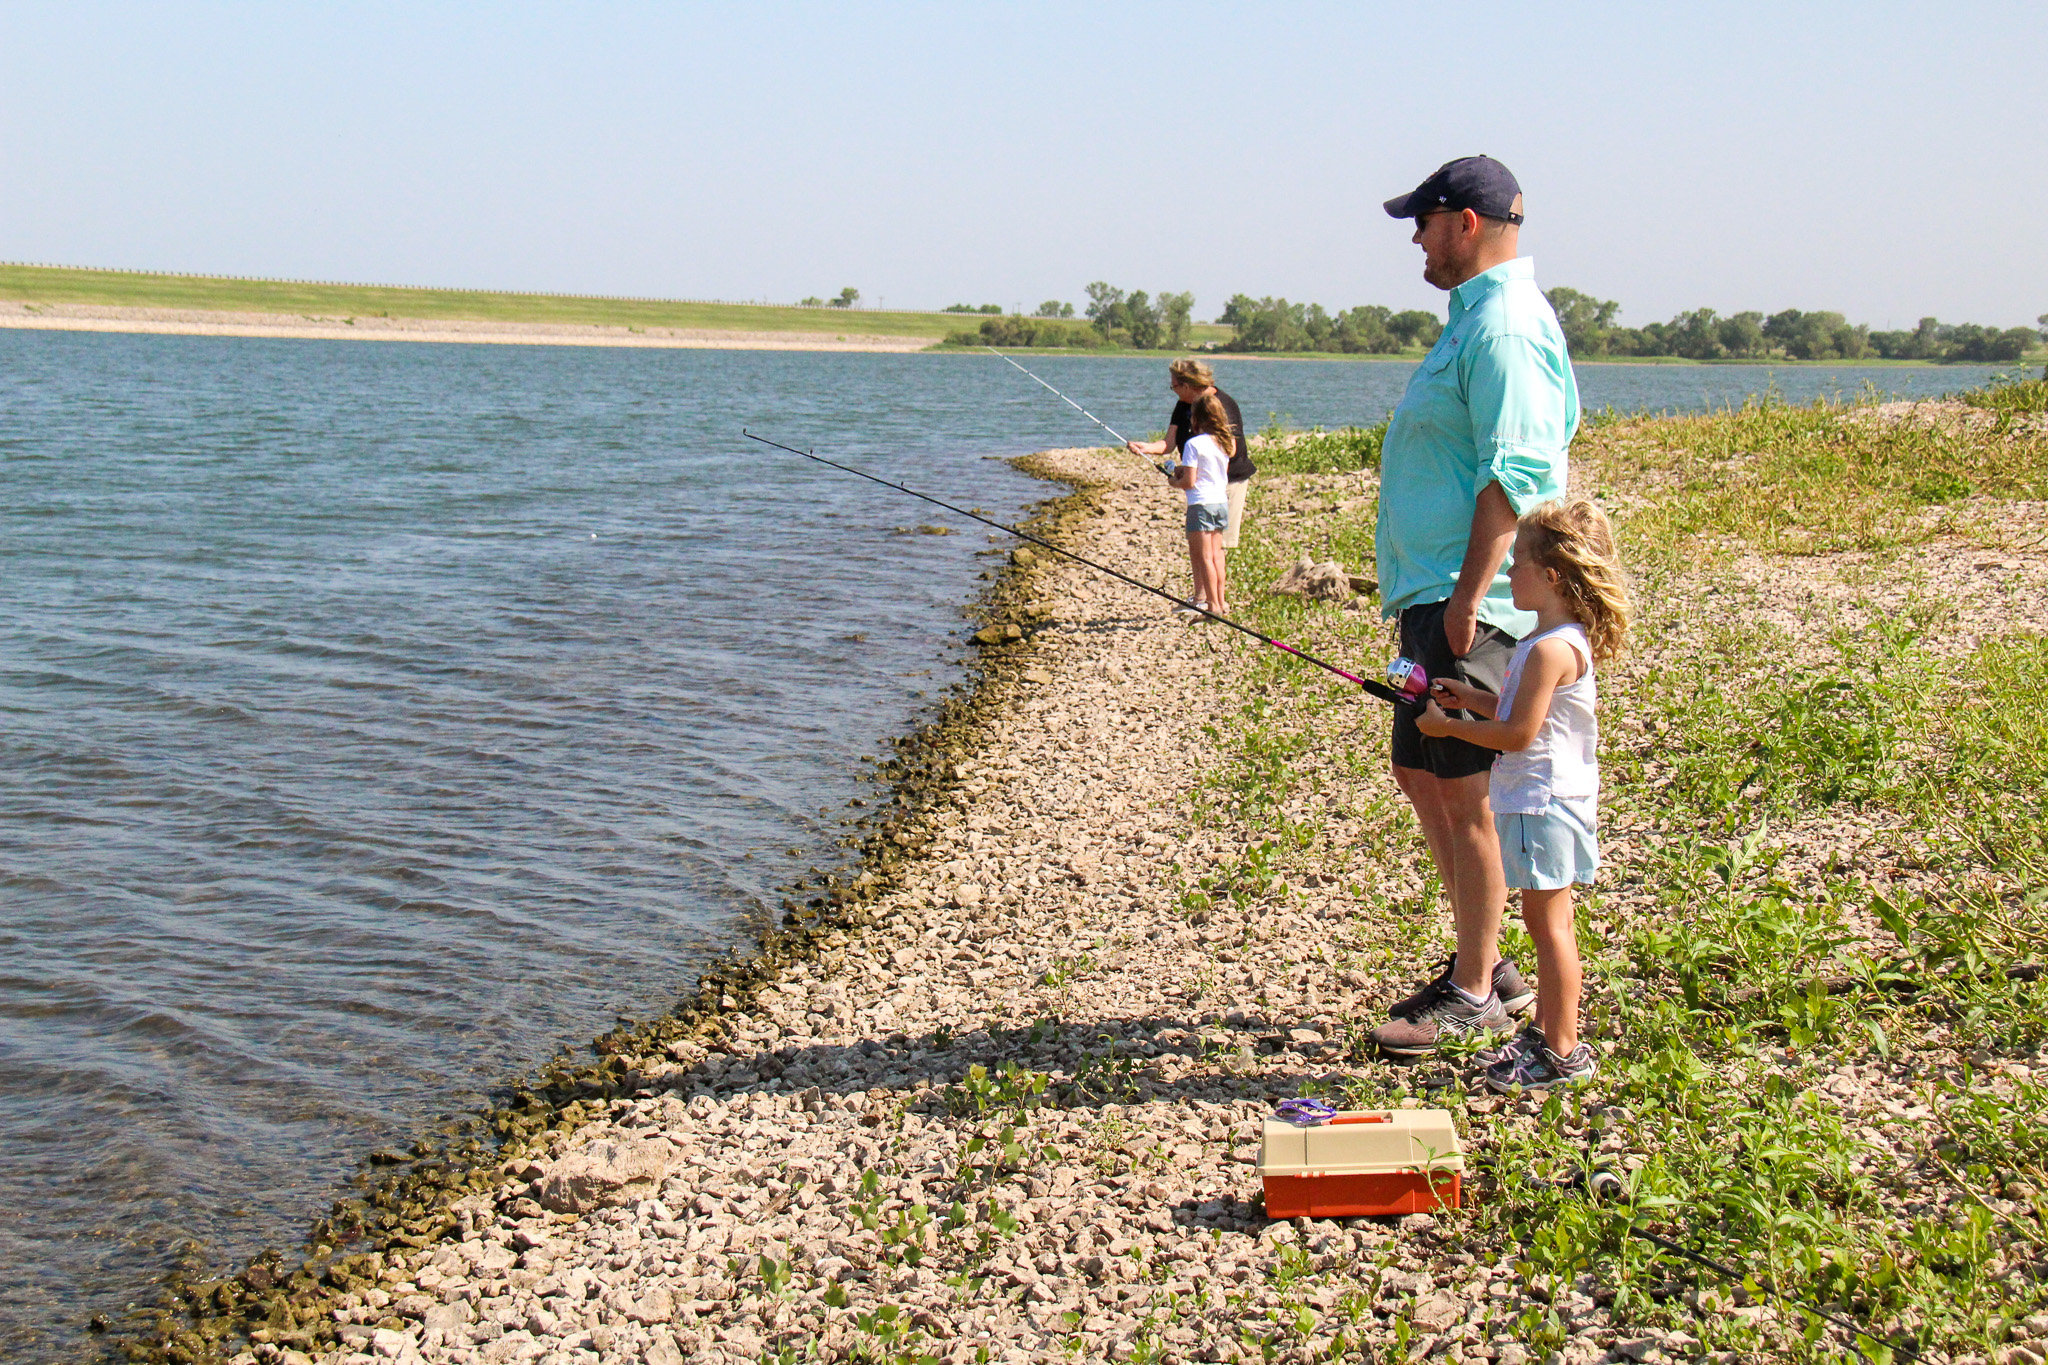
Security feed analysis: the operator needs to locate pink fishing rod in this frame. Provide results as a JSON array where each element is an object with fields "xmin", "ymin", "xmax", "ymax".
[{"xmin": 742, "ymin": 430, "xmax": 1411, "ymax": 706}]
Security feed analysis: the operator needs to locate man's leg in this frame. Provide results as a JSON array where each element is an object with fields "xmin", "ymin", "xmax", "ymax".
[{"xmin": 1392, "ymin": 764, "xmax": 1504, "ymax": 999}]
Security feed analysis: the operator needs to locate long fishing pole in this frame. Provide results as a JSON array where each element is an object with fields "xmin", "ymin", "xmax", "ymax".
[
  {"xmin": 1557, "ymin": 1169, "xmax": 1920, "ymax": 1362},
  {"xmin": 1625, "ymin": 1225, "xmax": 1917, "ymax": 1363},
  {"xmin": 741, "ymin": 430, "xmax": 1409, "ymax": 706},
  {"xmin": 983, "ymin": 346, "xmax": 1139, "ymax": 452}
]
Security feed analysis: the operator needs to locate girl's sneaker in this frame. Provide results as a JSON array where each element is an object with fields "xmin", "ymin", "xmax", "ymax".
[
  {"xmin": 1475, "ymin": 1024, "xmax": 1545, "ymax": 1069},
  {"xmin": 1485, "ymin": 1038, "xmax": 1597, "ymax": 1093}
]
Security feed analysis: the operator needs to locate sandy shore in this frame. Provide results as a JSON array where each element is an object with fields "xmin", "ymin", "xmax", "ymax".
[{"xmin": 0, "ymin": 301, "xmax": 936, "ymax": 352}]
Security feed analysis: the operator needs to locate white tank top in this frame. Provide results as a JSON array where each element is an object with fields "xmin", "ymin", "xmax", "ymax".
[{"xmin": 1489, "ymin": 622, "xmax": 1598, "ymax": 814}]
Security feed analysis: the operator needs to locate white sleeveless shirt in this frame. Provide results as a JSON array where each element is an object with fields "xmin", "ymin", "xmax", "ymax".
[{"xmin": 1489, "ymin": 622, "xmax": 1598, "ymax": 814}]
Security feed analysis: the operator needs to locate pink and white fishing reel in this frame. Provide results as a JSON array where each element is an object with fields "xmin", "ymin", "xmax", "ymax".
[{"xmin": 1386, "ymin": 656, "xmax": 1432, "ymax": 706}]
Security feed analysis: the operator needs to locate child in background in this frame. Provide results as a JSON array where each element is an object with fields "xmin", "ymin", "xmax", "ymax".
[
  {"xmin": 1161, "ymin": 393, "xmax": 1235, "ymax": 620},
  {"xmin": 1416, "ymin": 499, "xmax": 1630, "ymax": 1091}
]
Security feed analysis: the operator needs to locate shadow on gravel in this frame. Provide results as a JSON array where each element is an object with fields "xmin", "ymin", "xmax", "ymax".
[{"xmin": 660, "ymin": 1009, "xmax": 1425, "ymax": 1118}]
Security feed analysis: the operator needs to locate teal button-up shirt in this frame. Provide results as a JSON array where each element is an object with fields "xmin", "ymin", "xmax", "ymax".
[{"xmin": 1375, "ymin": 257, "xmax": 1578, "ymax": 638}]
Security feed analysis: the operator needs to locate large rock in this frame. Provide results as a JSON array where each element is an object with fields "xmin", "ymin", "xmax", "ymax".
[
  {"xmin": 533, "ymin": 1138, "xmax": 674, "ymax": 1214},
  {"xmin": 1411, "ymin": 1290, "xmax": 1463, "ymax": 1333},
  {"xmin": 422, "ymin": 1302, "xmax": 474, "ymax": 1333},
  {"xmin": 1268, "ymin": 555, "xmax": 1360, "ymax": 603}
]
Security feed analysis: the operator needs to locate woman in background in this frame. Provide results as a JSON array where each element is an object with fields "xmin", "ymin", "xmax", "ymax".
[
  {"xmin": 1127, "ymin": 358, "xmax": 1253, "ymax": 559},
  {"xmin": 1162, "ymin": 393, "xmax": 1236, "ymax": 619}
]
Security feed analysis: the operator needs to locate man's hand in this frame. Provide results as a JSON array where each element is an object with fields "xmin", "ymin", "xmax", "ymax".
[
  {"xmin": 1415, "ymin": 699, "xmax": 1456, "ymax": 737},
  {"xmin": 1441, "ymin": 596, "xmax": 1480, "ymax": 657}
]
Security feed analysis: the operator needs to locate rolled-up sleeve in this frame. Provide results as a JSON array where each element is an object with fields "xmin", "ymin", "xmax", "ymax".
[{"xmin": 1463, "ymin": 335, "xmax": 1573, "ymax": 513}]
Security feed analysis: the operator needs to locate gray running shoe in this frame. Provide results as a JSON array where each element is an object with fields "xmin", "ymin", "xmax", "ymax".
[
  {"xmin": 1476, "ymin": 1024, "xmax": 1546, "ymax": 1070},
  {"xmin": 1371, "ymin": 981, "xmax": 1511, "ymax": 1058},
  {"xmin": 1389, "ymin": 955, "xmax": 1535, "ymax": 1019},
  {"xmin": 1486, "ymin": 1039, "xmax": 1597, "ymax": 1093}
]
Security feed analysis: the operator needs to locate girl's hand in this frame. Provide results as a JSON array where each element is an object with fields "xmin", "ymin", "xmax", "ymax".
[
  {"xmin": 1429, "ymin": 677, "xmax": 1479, "ymax": 710},
  {"xmin": 1414, "ymin": 699, "xmax": 1454, "ymax": 737}
]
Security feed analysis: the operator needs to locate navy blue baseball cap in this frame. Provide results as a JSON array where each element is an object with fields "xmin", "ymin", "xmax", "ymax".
[{"xmin": 1383, "ymin": 156, "xmax": 1524, "ymax": 224}]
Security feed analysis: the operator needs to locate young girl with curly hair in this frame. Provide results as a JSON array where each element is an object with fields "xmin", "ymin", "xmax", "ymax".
[{"xmin": 1417, "ymin": 498, "xmax": 1631, "ymax": 1090}]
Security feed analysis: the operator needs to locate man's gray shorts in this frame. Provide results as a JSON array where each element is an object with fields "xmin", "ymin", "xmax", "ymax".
[{"xmin": 1391, "ymin": 598, "xmax": 1517, "ymax": 780}]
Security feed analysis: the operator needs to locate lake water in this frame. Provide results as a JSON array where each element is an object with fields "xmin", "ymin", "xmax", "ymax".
[{"xmin": 0, "ymin": 333, "xmax": 2006, "ymax": 1359}]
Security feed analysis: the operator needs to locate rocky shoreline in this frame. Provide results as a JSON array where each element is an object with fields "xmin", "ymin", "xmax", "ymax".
[{"xmin": 131, "ymin": 444, "xmax": 1534, "ymax": 1365}]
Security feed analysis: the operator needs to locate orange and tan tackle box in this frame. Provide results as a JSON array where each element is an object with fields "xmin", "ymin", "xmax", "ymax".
[{"xmin": 1258, "ymin": 1109, "xmax": 1463, "ymax": 1219}]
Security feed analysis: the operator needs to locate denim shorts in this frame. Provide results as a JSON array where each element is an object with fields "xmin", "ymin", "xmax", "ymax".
[
  {"xmin": 1186, "ymin": 502, "xmax": 1229, "ymax": 534},
  {"xmin": 1494, "ymin": 795, "xmax": 1599, "ymax": 891}
]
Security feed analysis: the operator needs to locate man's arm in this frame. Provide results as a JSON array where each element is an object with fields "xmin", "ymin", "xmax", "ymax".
[
  {"xmin": 1442, "ymin": 481, "xmax": 1515, "ymax": 656},
  {"xmin": 1445, "ymin": 333, "xmax": 1574, "ymax": 656}
]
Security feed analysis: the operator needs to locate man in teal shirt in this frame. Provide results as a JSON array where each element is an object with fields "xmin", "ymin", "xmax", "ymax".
[{"xmin": 1367, "ymin": 156, "xmax": 1578, "ymax": 1059}]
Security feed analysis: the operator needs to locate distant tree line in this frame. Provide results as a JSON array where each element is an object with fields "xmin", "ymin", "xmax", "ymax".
[
  {"xmin": 941, "ymin": 282, "xmax": 1189, "ymax": 350},
  {"xmin": 948, "ymin": 283, "xmax": 2048, "ymax": 360},
  {"xmin": 1546, "ymin": 288, "xmax": 2042, "ymax": 363},
  {"xmin": 950, "ymin": 284, "xmax": 1449, "ymax": 354},
  {"xmin": 1216, "ymin": 296, "xmax": 1443, "ymax": 354}
]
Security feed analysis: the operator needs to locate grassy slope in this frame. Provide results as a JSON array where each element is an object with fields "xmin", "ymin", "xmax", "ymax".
[
  {"xmin": 1177, "ymin": 381, "xmax": 2048, "ymax": 1360},
  {"xmin": 0, "ymin": 263, "xmax": 1257, "ymax": 348},
  {"xmin": 0, "ymin": 264, "xmax": 973, "ymax": 339}
]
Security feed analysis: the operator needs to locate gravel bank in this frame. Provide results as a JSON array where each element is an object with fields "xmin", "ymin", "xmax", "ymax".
[{"xmin": 208, "ymin": 445, "xmax": 1532, "ymax": 1365}]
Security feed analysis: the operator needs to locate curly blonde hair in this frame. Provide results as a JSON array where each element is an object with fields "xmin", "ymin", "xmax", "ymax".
[
  {"xmin": 1518, "ymin": 499, "xmax": 1630, "ymax": 663},
  {"xmin": 1169, "ymin": 358, "xmax": 1214, "ymax": 388}
]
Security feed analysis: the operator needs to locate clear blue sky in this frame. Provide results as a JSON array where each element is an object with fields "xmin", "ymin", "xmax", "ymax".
[{"xmin": 2, "ymin": 2, "xmax": 2042, "ymax": 329}]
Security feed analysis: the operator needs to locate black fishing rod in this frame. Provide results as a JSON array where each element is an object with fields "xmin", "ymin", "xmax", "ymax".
[
  {"xmin": 741, "ymin": 430, "xmax": 1409, "ymax": 706},
  {"xmin": 1558, "ymin": 1170, "xmax": 1919, "ymax": 1362},
  {"xmin": 1627, "ymin": 1225, "xmax": 1918, "ymax": 1363}
]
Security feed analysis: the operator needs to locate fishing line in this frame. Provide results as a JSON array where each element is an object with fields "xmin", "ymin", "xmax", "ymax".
[
  {"xmin": 740, "ymin": 430, "xmax": 1409, "ymax": 706},
  {"xmin": 1551, "ymin": 1168, "xmax": 1920, "ymax": 1361},
  {"xmin": 1624, "ymin": 1224, "xmax": 1918, "ymax": 1363},
  {"xmin": 983, "ymin": 347, "xmax": 1140, "ymax": 452}
]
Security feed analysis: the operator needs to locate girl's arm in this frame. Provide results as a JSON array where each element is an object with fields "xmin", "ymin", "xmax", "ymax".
[
  {"xmin": 1415, "ymin": 637, "xmax": 1577, "ymax": 751},
  {"xmin": 1169, "ymin": 462, "xmax": 1198, "ymax": 491},
  {"xmin": 1427, "ymin": 676, "xmax": 1500, "ymax": 718}
]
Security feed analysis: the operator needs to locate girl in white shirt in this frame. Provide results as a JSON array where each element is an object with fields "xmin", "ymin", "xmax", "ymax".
[
  {"xmin": 1416, "ymin": 499, "xmax": 1631, "ymax": 1091},
  {"xmin": 1163, "ymin": 393, "xmax": 1235, "ymax": 618}
]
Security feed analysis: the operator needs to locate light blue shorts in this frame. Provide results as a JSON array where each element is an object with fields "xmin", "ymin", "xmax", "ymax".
[
  {"xmin": 1495, "ymin": 796, "xmax": 1599, "ymax": 891},
  {"xmin": 1186, "ymin": 503, "xmax": 1229, "ymax": 534}
]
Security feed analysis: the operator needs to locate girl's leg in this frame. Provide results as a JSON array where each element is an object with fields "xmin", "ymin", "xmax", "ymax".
[
  {"xmin": 1185, "ymin": 529, "xmax": 1211, "ymax": 605},
  {"xmin": 1520, "ymin": 886, "xmax": 1580, "ymax": 1054},
  {"xmin": 1204, "ymin": 531, "xmax": 1228, "ymax": 611}
]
